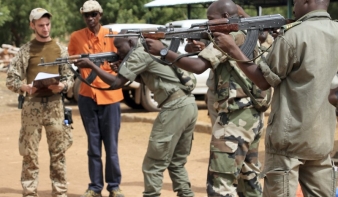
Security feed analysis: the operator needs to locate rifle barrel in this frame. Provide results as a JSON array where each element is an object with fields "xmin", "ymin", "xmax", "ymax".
[
  {"xmin": 105, "ymin": 34, "xmax": 140, "ymax": 38},
  {"xmin": 38, "ymin": 61, "xmax": 64, "ymax": 66}
]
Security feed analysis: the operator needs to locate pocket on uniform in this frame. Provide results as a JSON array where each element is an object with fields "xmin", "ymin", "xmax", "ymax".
[
  {"xmin": 263, "ymin": 170, "xmax": 289, "ymax": 196},
  {"xmin": 146, "ymin": 134, "xmax": 173, "ymax": 161},
  {"xmin": 209, "ymin": 139, "xmax": 238, "ymax": 174}
]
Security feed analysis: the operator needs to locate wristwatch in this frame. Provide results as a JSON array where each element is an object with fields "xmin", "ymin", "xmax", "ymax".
[{"xmin": 160, "ymin": 48, "xmax": 169, "ymax": 61}]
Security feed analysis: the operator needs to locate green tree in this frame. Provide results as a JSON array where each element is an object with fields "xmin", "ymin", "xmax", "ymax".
[
  {"xmin": 1, "ymin": 0, "xmax": 338, "ymax": 47},
  {"xmin": 0, "ymin": 0, "xmax": 11, "ymax": 27},
  {"xmin": 0, "ymin": 0, "xmax": 73, "ymax": 46},
  {"xmin": 328, "ymin": 2, "xmax": 338, "ymax": 19}
]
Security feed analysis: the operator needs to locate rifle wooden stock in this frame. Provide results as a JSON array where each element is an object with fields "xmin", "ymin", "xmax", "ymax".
[
  {"xmin": 67, "ymin": 55, "xmax": 82, "ymax": 59},
  {"xmin": 208, "ymin": 24, "xmax": 240, "ymax": 33},
  {"xmin": 55, "ymin": 55, "xmax": 82, "ymax": 62},
  {"xmin": 141, "ymin": 32, "xmax": 166, "ymax": 39}
]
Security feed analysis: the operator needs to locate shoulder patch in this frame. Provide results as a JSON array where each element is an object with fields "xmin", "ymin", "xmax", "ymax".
[{"xmin": 280, "ymin": 21, "xmax": 302, "ymax": 35}]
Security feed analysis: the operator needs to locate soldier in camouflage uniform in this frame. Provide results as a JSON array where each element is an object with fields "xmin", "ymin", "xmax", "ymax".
[
  {"xmin": 184, "ymin": 4, "xmax": 268, "ymax": 128},
  {"xmin": 145, "ymin": 0, "xmax": 271, "ymax": 196},
  {"xmin": 73, "ymin": 37, "xmax": 198, "ymax": 197},
  {"xmin": 6, "ymin": 8, "xmax": 74, "ymax": 197},
  {"xmin": 213, "ymin": 0, "xmax": 338, "ymax": 196}
]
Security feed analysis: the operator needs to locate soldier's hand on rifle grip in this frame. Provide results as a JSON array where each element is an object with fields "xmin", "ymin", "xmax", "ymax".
[
  {"xmin": 212, "ymin": 32, "xmax": 238, "ymax": 54},
  {"xmin": 144, "ymin": 38, "xmax": 165, "ymax": 56},
  {"xmin": 110, "ymin": 60, "xmax": 121, "ymax": 73},
  {"xmin": 185, "ymin": 39, "xmax": 205, "ymax": 53},
  {"xmin": 73, "ymin": 58, "xmax": 95, "ymax": 68}
]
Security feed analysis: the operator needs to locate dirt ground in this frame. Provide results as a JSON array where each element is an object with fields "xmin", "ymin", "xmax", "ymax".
[{"xmin": 0, "ymin": 71, "xmax": 337, "ymax": 197}]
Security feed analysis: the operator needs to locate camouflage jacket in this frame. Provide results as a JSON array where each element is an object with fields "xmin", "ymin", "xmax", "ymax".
[
  {"xmin": 6, "ymin": 39, "xmax": 74, "ymax": 95},
  {"xmin": 199, "ymin": 31, "xmax": 266, "ymax": 113}
]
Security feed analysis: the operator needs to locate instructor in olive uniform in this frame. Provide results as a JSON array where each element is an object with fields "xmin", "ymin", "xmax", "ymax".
[{"xmin": 73, "ymin": 37, "xmax": 198, "ymax": 197}]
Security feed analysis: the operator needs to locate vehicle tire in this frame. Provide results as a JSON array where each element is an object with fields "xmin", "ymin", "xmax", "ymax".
[
  {"xmin": 140, "ymin": 84, "xmax": 160, "ymax": 112},
  {"xmin": 73, "ymin": 77, "xmax": 81, "ymax": 102},
  {"xmin": 122, "ymin": 89, "xmax": 144, "ymax": 109}
]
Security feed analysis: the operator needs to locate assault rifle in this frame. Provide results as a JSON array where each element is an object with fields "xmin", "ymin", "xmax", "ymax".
[
  {"xmin": 106, "ymin": 27, "xmax": 183, "ymax": 53},
  {"xmin": 38, "ymin": 52, "xmax": 119, "ymax": 67},
  {"xmin": 38, "ymin": 52, "xmax": 120, "ymax": 84},
  {"xmin": 106, "ymin": 14, "xmax": 286, "ymax": 58}
]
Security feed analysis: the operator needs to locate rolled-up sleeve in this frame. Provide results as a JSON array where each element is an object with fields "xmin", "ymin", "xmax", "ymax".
[
  {"xmin": 198, "ymin": 43, "xmax": 228, "ymax": 70},
  {"xmin": 199, "ymin": 32, "xmax": 242, "ymax": 70},
  {"xmin": 259, "ymin": 36, "xmax": 297, "ymax": 87}
]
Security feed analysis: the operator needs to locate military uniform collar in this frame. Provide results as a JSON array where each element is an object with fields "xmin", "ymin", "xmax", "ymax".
[
  {"xmin": 280, "ymin": 10, "xmax": 331, "ymax": 35},
  {"xmin": 297, "ymin": 10, "xmax": 331, "ymax": 22}
]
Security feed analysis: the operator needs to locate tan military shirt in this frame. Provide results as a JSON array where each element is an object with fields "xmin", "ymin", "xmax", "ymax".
[{"xmin": 259, "ymin": 11, "xmax": 338, "ymax": 160}]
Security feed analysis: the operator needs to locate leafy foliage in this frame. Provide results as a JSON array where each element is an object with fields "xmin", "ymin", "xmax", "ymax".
[
  {"xmin": 0, "ymin": 1, "xmax": 11, "ymax": 27},
  {"xmin": 0, "ymin": 0, "xmax": 338, "ymax": 47}
]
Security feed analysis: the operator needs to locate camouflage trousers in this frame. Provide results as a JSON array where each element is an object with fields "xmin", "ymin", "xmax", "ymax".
[
  {"xmin": 207, "ymin": 88, "xmax": 217, "ymax": 127},
  {"xmin": 207, "ymin": 108, "xmax": 263, "ymax": 197},
  {"xmin": 142, "ymin": 102, "xmax": 198, "ymax": 197},
  {"xmin": 19, "ymin": 96, "xmax": 73, "ymax": 197}
]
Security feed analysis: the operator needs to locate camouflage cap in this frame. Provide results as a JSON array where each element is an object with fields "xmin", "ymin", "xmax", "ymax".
[
  {"xmin": 80, "ymin": 0, "xmax": 103, "ymax": 14},
  {"xmin": 29, "ymin": 8, "xmax": 52, "ymax": 22}
]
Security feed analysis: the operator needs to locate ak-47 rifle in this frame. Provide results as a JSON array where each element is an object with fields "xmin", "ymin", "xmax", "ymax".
[
  {"xmin": 38, "ymin": 52, "xmax": 119, "ymax": 67},
  {"xmin": 105, "ymin": 27, "xmax": 183, "ymax": 53},
  {"xmin": 106, "ymin": 14, "xmax": 286, "ymax": 58},
  {"xmin": 38, "ymin": 52, "xmax": 120, "ymax": 86}
]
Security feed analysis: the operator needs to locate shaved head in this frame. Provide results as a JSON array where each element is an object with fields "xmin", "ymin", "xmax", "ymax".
[
  {"xmin": 114, "ymin": 32, "xmax": 138, "ymax": 47},
  {"xmin": 207, "ymin": 0, "xmax": 238, "ymax": 20}
]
